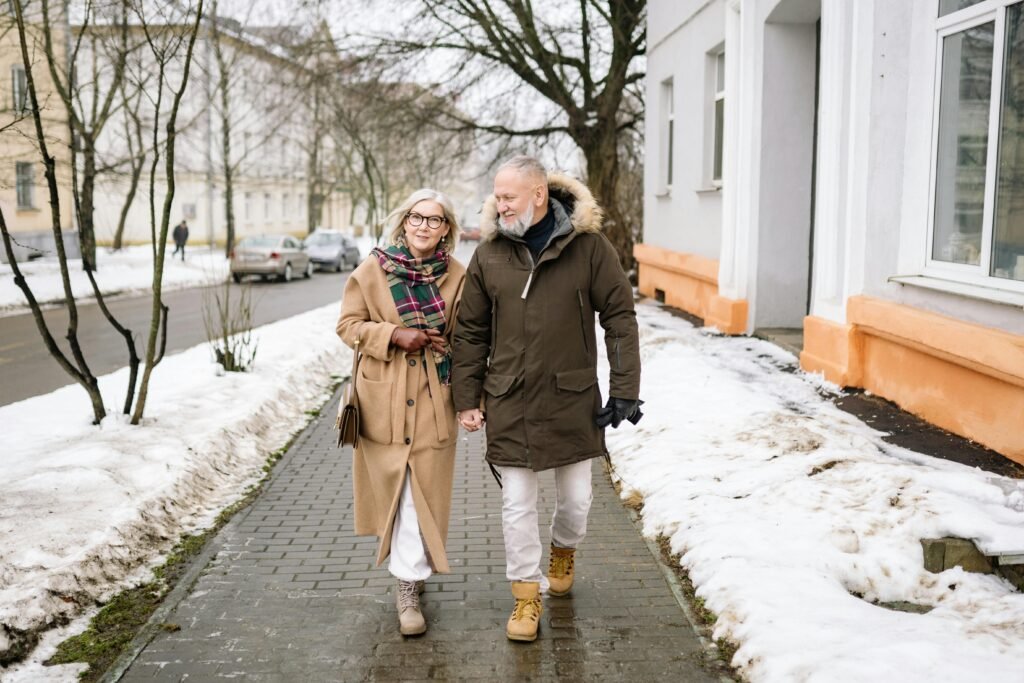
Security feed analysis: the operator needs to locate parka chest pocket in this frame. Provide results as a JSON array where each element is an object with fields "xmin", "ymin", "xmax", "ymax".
[{"xmin": 486, "ymin": 253, "xmax": 515, "ymax": 267}]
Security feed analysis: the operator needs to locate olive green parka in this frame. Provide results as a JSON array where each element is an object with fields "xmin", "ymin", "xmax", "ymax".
[{"xmin": 452, "ymin": 173, "xmax": 640, "ymax": 471}]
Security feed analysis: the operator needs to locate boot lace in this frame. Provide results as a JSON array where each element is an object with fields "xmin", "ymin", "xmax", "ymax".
[
  {"xmin": 512, "ymin": 597, "xmax": 542, "ymax": 622},
  {"xmin": 549, "ymin": 552, "xmax": 574, "ymax": 577},
  {"xmin": 398, "ymin": 580, "xmax": 420, "ymax": 612}
]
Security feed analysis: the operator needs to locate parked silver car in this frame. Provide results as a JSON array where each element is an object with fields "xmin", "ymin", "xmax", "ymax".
[
  {"xmin": 230, "ymin": 235, "xmax": 313, "ymax": 283},
  {"xmin": 304, "ymin": 230, "xmax": 361, "ymax": 272}
]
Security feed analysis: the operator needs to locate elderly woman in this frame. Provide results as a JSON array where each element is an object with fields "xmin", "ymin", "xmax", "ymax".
[{"xmin": 336, "ymin": 189, "xmax": 465, "ymax": 636}]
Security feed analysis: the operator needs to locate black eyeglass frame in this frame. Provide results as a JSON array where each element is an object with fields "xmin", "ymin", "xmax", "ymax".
[{"xmin": 405, "ymin": 212, "xmax": 449, "ymax": 230}]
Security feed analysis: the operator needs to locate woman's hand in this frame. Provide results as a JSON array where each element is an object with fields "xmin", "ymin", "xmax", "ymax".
[
  {"xmin": 391, "ymin": 327, "xmax": 443, "ymax": 353},
  {"xmin": 458, "ymin": 408, "xmax": 485, "ymax": 432}
]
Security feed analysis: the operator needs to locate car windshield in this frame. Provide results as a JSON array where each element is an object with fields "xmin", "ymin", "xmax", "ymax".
[
  {"xmin": 307, "ymin": 233, "xmax": 344, "ymax": 246},
  {"xmin": 238, "ymin": 237, "xmax": 281, "ymax": 248}
]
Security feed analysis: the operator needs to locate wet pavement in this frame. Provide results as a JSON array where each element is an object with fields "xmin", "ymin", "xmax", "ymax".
[{"xmin": 120, "ymin": 393, "xmax": 723, "ymax": 682}]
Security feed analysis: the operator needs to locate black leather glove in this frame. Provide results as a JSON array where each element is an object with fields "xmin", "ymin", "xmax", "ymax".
[{"xmin": 595, "ymin": 397, "xmax": 644, "ymax": 428}]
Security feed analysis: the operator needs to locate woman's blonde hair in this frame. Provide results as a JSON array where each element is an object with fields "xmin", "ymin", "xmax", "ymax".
[{"xmin": 384, "ymin": 189, "xmax": 461, "ymax": 254}]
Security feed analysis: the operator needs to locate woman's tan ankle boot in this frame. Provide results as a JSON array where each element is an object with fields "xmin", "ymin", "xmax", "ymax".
[{"xmin": 396, "ymin": 580, "xmax": 426, "ymax": 636}]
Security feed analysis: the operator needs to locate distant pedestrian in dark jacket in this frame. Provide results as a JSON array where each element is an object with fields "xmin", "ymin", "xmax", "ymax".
[{"xmin": 172, "ymin": 221, "xmax": 189, "ymax": 261}]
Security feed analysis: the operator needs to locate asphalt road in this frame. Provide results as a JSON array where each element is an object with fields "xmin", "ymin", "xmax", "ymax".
[{"xmin": 0, "ymin": 269, "xmax": 353, "ymax": 407}]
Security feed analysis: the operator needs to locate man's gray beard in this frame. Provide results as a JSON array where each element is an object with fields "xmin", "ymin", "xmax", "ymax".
[{"xmin": 497, "ymin": 203, "xmax": 534, "ymax": 238}]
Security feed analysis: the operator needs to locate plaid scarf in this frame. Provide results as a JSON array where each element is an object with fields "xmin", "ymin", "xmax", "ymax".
[{"xmin": 373, "ymin": 245, "xmax": 452, "ymax": 385}]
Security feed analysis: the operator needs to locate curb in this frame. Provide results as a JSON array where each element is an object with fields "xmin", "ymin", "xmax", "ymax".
[{"xmin": 609, "ymin": 468, "xmax": 738, "ymax": 683}]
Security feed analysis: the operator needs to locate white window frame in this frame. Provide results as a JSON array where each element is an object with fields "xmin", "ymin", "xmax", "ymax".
[
  {"xmin": 656, "ymin": 78, "xmax": 673, "ymax": 196},
  {"xmin": 263, "ymin": 192, "xmax": 271, "ymax": 222},
  {"xmin": 712, "ymin": 50, "xmax": 726, "ymax": 187},
  {"xmin": 926, "ymin": 0, "xmax": 1024, "ymax": 293}
]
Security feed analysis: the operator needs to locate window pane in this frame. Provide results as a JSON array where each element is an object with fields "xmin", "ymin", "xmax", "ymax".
[
  {"xmin": 713, "ymin": 98, "xmax": 724, "ymax": 182},
  {"xmin": 933, "ymin": 22, "xmax": 993, "ymax": 265},
  {"xmin": 939, "ymin": 0, "xmax": 987, "ymax": 18},
  {"xmin": 716, "ymin": 52, "xmax": 725, "ymax": 93},
  {"xmin": 15, "ymin": 162, "xmax": 32, "ymax": 208},
  {"xmin": 993, "ymin": 3, "xmax": 1024, "ymax": 281},
  {"xmin": 667, "ymin": 119, "xmax": 674, "ymax": 186}
]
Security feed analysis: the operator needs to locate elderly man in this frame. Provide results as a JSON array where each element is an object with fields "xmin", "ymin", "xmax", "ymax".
[{"xmin": 452, "ymin": 155, "xmax": 641, "ymax": 642}]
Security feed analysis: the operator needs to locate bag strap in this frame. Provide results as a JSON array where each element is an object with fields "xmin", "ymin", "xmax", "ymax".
[{"xmin": 349, "ymin": 337, "xmax": 362, "ymax": 404}]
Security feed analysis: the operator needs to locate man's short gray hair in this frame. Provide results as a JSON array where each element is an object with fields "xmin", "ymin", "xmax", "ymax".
[{"xmin": 498, "ymin": 155, "xmax": 547, "ymax": 182}]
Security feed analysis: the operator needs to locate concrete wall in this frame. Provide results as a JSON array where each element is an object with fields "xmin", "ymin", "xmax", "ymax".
[
  {"xmin": 754, "ymin": 19, "xmax": 818, "ymax": 328},
  {"xmin": 643, "ymin": 0, "xmax": 726, "ymax": 260}
]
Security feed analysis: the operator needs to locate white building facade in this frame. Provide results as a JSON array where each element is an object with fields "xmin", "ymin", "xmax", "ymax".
[{"xmin": 640, "ymin": 0, "xmax": 1024, "ymax": 463}]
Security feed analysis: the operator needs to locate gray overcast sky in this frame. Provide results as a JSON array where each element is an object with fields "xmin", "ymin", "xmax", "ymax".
[{"xmin": 217, "ymin": 0, "xmax": 586, "ymax": 173}]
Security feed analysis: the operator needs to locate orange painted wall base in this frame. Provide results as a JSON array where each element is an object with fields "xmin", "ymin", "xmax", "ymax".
[
  {"xmin": 634, "ymin": 243, "xmax": 747, "ymax": 334},
  {"xmin": 802, "ymin": 296, "xmax": 1024, "ymax": 464}
]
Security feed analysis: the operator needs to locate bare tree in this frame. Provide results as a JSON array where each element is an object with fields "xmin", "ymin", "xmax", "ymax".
[
  {"xmin": 129, "ymin": 0, "xmax": 205, "ymax": 425},
  {"xmin": 330, "ymin": 79, "xmax": 478, "ymax": 236},
  {"xmin": 36, "ymin": 0, "xmax": 134, "ymax": 272},
  {"xmin": 204, "ymin": 2, "xmax": 297, "ymax": 255},
  {"xmin": 111, "ymin": 69, "xmax": 148, "ymax": 249},
  {"xmin": 358, "ymin": 0, "xmax": 646, "ymax": 267},
  {"xmin": 0, "ymin": 0, "xmax": 207, "ymax": 427},
  {"xmin": 294, "ymin": 20, "xmax": 343, "ymax": 236},
  {"xmin": 1, "ymin": 0, "xmax": 107, "ymax": 422}
]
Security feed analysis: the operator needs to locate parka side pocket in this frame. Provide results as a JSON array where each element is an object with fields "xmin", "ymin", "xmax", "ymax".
[
  {"xmin": 483, "ymin": 373, "xmax": 518, "ymax": 397},
  {"xmin": 555, "ymin": 368, "xmax": 598, "ymax": 393}
]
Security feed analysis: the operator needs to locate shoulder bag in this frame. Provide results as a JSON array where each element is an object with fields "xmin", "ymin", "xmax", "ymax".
[{"xmin": 335, "ymin": 338, "xmax": 361, "ymax": 448}]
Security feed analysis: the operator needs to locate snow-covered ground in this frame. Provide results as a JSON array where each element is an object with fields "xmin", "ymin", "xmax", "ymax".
[
  {"xmin": 603, "ymin": 302, "xmax": 1024, "ymax": 682},
  {"xmin": 0, "ymin": 304, "xmax": 349, "ymax": 680},
  {"xmin": 3, "ymin": 252, "xmax": 1022, "ymax": 681},
  {"xmin": 0, "ymin": 246, "xmax": 230, "ymax": 316}
]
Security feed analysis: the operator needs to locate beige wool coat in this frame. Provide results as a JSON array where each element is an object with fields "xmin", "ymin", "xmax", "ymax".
[{"xmin": 336, "ymin": 255, "xmax": 466, "ymax": 572}]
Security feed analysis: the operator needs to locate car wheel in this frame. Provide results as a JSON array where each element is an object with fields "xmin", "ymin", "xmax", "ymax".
[
  {"xmin": 334, "ymin": 258, "xmax": 343, "ymax": 273},
  {"xmin": 304, "ymin": 261, "xmax": 314, "ymax": 279},
  {"xmin": 232, "ymin": 273, "xmax": 242, "ymax": 284},
  {"xmin": 281, "ymin": 263, "xmax": 293, "ymax": 282}
]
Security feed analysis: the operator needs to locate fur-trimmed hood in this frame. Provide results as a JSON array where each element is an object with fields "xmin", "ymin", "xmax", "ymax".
[{"xmin": 479, "ymin": 172, "xmax": 603, "ymax": 242}]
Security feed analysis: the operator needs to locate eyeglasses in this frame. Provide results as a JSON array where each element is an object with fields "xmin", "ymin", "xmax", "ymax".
[{"xmin": 406, "ymin": 212, "xmax": 448, "ymax": 230}]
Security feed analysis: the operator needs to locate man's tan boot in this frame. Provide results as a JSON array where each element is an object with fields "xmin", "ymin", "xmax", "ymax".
[
  {"xmin": 506, "ymin": 581, "xmax": 543, "ymax": 642},
  {"xmin": 547, "ymin": 545, "xmax": 576, "ymax": 597},
  {"xmin": 396, "ymin": 580, "xmax": 426, "ymax": 636}
]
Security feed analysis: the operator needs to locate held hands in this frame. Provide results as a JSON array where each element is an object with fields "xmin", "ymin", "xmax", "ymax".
[
  {"xmin": 595, "ymin": 397, "xmax": 644, "ymax": 429},
  {"xmin": 391, "ymin": 327, "xmax": 447, "ymax": 354},
  {"xmin": 458, "ymin": 408, "xmax": 485, "ymax": 432}
]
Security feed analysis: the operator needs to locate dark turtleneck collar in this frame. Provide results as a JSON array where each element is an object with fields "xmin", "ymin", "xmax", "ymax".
[{"xmin": 523, "ymin": 202, "xmax": 556, "ymax": 261}]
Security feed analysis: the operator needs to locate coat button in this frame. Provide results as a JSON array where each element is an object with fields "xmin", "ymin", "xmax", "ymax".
[
  {"xmin": 408, "ymin": 358, "xmax": 416, "ymax": 366},
  {"xmin": 404, "ymin": 437, "xmax": 411, "ymax": 445},
  {"xmin": 407, "ymin": 399, "xmax": 414, "ymax": 406}
]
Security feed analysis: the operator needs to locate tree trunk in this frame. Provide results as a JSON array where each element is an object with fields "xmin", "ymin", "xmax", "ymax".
[
  {"xmin": 79, "ymin": 136, "xmax": 98, "ymax": 272},
  {"xmin": 223, "ymin": 165, "xmax": 235, "ymax": 257},
  {"xmin": 577, "ymin": 124, "xmax": 634, "ymax": 273},
  {"xmin": 113, "ymin": 156, "xmax": 143, "ymax": 250}
]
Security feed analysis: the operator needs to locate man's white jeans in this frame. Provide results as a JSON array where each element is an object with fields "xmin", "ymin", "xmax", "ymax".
[
  {"xmin": 498, "ymin": 459, "xmax": 593, "ymax": 591},
  {"xmin": 388, "ymin": 468, "xmax": 431, "ymax": 582}
]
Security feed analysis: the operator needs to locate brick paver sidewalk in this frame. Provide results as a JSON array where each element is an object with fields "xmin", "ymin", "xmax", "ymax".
[{"xmin": 122, "ymin": 394, "xmax": 721, "ymax": 681}]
